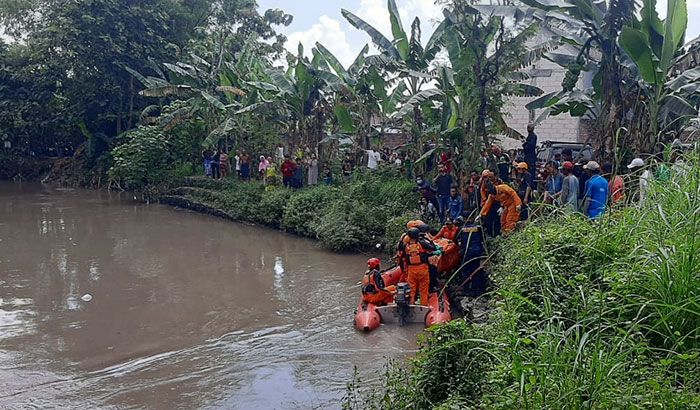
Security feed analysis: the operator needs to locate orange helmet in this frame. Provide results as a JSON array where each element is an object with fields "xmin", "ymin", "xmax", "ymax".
[
  {"xmin": 367, "ymin": 258, "xmax": 381, "ymax": 269},
  {"xmin": 406, "ymin": 220, "xmax": 425, "ymax": 229}
]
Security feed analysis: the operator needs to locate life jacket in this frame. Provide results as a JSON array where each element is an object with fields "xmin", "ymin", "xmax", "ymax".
[
  {"xmin": 405, "ymin": 240, "xmax": 428, "ymax": 265},
  {"xmin": 361, "ymin": 269, "xmax": 383, "ymax": 294}
]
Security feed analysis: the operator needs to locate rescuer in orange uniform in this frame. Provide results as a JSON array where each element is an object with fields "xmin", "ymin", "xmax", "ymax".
[
  {"xmin": 479, "ymin": 181, "xmax": 522, "ymax": 233},
  {"xmin": 433, "ymin": 219, "xmax": 459, "ymax": 241},
  {"xmin": 398, "ymin": 228, "xmax": 438, "ymax": 305},
  {"xmin": 361, "ymin": 258, "xmax": 396, "ymax": 306}
]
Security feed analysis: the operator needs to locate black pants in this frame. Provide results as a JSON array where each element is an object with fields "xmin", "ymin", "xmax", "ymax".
[
  {"xmin": 483, "ymin": 201, "xmax": 501, "ymax": 237},
  {"xmin": 429, "ymin": 264, "xmax": 439, "ymax": 291},
  {"xmin": 211, "ymin": 163, "xmax": 220, "ymax": 179}
]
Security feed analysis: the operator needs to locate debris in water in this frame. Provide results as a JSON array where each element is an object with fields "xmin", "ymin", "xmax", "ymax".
[
  {"xmin": 274, "ymin": 256, "xmax": 284, "ymax": 275},
  {"xmin": 81, "ymin": 293, "xmax": 93, "ymax": 302}
]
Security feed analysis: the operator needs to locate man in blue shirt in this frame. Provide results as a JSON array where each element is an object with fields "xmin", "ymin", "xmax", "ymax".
[
  {"xmin": 582, "ymin": 161, "xmax": 608, "ymax": 219},
  {"xmin": 433, "ymin": 164, "xmax": 453, "ymax": 224},
  {"xmin": 447, "ymin": 186, "xmax": 464, "ymax": 221},
  {"xmin": 544, "ymin": 161, "xmax": 563, "ymax": 204}
]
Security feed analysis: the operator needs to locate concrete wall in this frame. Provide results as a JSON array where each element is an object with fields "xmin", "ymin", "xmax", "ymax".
[{"xmin": 500, "ymin": 57, "xmax": 581, "ymax": 149}]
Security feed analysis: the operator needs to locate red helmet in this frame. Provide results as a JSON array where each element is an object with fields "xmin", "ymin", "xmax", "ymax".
[{"xmin": 367, "ymin": 258, "xmax": 381, "ymax": 269}]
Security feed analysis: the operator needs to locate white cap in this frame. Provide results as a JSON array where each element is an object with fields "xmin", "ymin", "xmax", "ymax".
[
  {"xmin": 583, "ymin": 161, "xmax": 600, "ymax": 171},
  {"xmin": 627, "ymin": 158, "xmax": 644, "ymax": 169}
]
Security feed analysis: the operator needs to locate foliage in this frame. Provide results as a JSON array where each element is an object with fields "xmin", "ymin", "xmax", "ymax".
[
  {"xmin": 173, "ymin": 172, "xmax": 416, "ymax": 252},
  {"xmin": 348, "ymin": 159, "xmax": 700, "ymax": 408},
  {"xmin": 282, "ymin": 186, "xmax": 341, "ymax": 237}
]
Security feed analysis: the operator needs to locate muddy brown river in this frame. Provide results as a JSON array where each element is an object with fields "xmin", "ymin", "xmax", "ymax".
[{"xmin": 0, "ymin": 182, "xmax": 420, "ymax": 409}]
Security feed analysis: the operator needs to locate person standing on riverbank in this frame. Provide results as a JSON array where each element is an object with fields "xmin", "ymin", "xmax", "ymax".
[
  {"xmin": 281, "ymin": 155, "xmax": 296, "ymax": 188},
  {"xmin": 433, "ymin": 164, "xmax": 453, "ymax": 224},
  {"xmin": 523, "ymin": 123, "xmax": 538, "ymax": 175},
  {"xmin": 240, "ymin": 151, "xmax": 251, "ymax": 181},
  {"xmin": 308, "ymin": 154, "xmax": 318, "ymax": 186},
  {"xmin": 202, "ymin": 148, "xmax": 212, "ymax": 177},
  {"xmin": 447, "ymin": 186, "xmax": 463, "ymax": 221},
  {"xmin": 479, "ymin": 170, "xmax": 501, "ymax": 237},
  {"xmin": 258, "ymin": 155, "xmax": 269, "ymax": 181},
  {"xmin": 219, "ymin": 150, "xmax": 230, "ymax": 179},
  {"xmin": 479, "ymin": 181, "xmax": 522, "ymax": 234},
  {"xmin": 603, "ymin": 162, "xmax": 625, "ymax": 205},
  {"xmin": 544, "ymin": 161, "xmax": 563, "ymax": 204},
  {"xmin": 515, "ymin": 162, "xmax": 533, "ymax": 220},
  {"xmin": 582, "ymin": 161, "xmax": 608, "ymax": 219},
  {"xmin": 559, "ymin": 161, "xmax": 579, "ymax": 212},
  {"xmin": 211, "ymin": 149, "xmax": 220, "ymax": 179}
]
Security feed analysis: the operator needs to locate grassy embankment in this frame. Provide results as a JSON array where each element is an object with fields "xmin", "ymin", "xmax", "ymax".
[
  {"xmin": 343, "ymin": 161, "xmax": 700, "ymax": 409},
  {"xmin": 160, "ymin": 167, "xmax": 419, "ymax": 252}
]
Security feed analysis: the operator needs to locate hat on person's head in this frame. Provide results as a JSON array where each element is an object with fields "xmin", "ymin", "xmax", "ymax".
[
  {"xmin": 627, "ymin": 158, "xmax": 644, "ymax": 169},
  {"xmin": 583, "ymin": 161, "xmax": 600, "ymax": 171},
  {"xmin": 561, "ymin": 161, "xmax": 574, "ymax": 170},
  {"xmin": 515, "ymin": 162, "xmax": 528, "ymax": 170},
  {"xmin": 481, "ymin": 169, "xmax": 493, "ymax": 177}
]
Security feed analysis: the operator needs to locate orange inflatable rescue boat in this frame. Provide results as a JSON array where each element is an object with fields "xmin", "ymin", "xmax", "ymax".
[{"xmin": 353, "ymin": 238, "xmax": 460, "ymax": 333}]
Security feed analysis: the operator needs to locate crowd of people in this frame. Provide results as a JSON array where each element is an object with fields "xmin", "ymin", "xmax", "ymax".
[
  {"xmin": 201, "ymin": 144, "xmax": 331, "ymax": 188},
  {"xmin": 412, "ymin": 125, "xmax": 691, "ymax": 238},
  {"xmin": 361, "ymin": 132, "xmax": 691, "ymax": 310}
]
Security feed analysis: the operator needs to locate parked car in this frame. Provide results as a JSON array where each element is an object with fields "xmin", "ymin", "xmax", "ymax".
[{"xmin": 536, "ymin": 140, "xmax": 593, "ymax": 181}]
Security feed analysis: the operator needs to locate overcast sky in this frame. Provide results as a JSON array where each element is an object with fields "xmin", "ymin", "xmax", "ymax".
[{"xmin": 258, "ymin": 0, "xmax": 700, "ymax": 68}]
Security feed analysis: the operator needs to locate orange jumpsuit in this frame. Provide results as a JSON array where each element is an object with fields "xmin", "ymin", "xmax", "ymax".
[
  {"xmin": 481, "ymin": 184, "xmax": 522, "ymax": 233},
  {"xmin": 433, "ymin": 225, "xmax": 459, "ymax": 241},
  {"xmin": 404, "ymin": 239, "xmax": 434, "ymax": 305},
  {"xmin": 361, "ymin": 270, "xmax": 396, "ymax": 305}
]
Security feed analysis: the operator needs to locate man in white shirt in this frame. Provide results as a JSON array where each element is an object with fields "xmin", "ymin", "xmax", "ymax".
[{"xmin": 366, "ymin": 149, "xmax": 381, "ymax": 170}]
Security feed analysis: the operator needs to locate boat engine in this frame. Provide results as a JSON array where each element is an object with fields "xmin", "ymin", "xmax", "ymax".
[{"xmin": 395, "ymin": 282, "xmax": 411, "ymax": 326}]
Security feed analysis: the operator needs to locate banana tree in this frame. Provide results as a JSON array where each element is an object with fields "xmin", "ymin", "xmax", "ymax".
[
  {"xmin": 436, "ymin": 3, "xmax": 550, "ymax": 166},
  {"xmin": 126, "ymin": 52, "xmax": 246, "ymax": 147},
  {"xmin": 341, "ymin": 0, "xmax": 445, "ymax": 139},
  {"xmin": 247, "ymin": 44, "xmax": 329, "ymax": 149},
  {"xmin": 312, "ymin": 42, "xmax": 409, "ymax": 149},
  {"xmin": 619, "ymin": 0, "xmax": 697, "ymax": 151},
  {"xmin": 517, "ymin": 0, "xmax": 637, "ymax": 152}
]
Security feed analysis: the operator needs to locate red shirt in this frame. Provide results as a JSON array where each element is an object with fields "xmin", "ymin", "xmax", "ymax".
[
  {"xmin": 281, "ymin": 160, "xmax": 297, "ymax": 178},
  {"xmin": 609, "ymin": 175, "xmax": 625, "ymax": 203}
]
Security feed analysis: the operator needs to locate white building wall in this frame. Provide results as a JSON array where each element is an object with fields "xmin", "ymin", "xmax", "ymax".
[{"xmin": 500, "ymin": 58, "xmax": 581, "ymax": 149}]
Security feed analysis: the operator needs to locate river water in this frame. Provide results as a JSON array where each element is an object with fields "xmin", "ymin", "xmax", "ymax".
[{"xmin": 0, "ymin": 182, "xmax": 420, "ymax": 409}]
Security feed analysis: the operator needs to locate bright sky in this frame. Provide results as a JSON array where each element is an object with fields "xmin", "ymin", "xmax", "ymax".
[{"xmin": 258, "ymin": 0, "xmax": 700, "ymax": 68}]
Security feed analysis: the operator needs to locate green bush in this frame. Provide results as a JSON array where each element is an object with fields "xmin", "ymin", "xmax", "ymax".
[
  {"xmin": 168, "ymin": 172, "xmax": 419, "ymax": 252},
  {"xmin": 282, "ymin": 185, "xmax": 341, "ymax": 236},
  {"xmin": 255, "ymin": 187, "xmax": 293, "ymax": 227},
  {"xmin": 347, "ymin": 159, "xmax": 700, "ymax": 409}
]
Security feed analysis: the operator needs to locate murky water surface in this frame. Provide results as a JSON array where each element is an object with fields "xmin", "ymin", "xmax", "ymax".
[{"xmin": 0, "ymin": 182, "xmax": 420, "ymax": 409}]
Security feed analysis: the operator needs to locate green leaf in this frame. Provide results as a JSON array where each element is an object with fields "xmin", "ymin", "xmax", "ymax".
[
  {"xmin": 200, "ymin": 90, "xmax": 226, "ymax": 110},
  {"xmin": 394, "ymin": 88, "xmax": 442, "ymax": 118},
  {"xmin": 388, "ymin": 0, "xmax": 409, "ymax": 60},
  {"xmin": 314, "ymin": 42, "xmax": 347, "ymax": 79},
  {"xmin": 525, "ymin": 92, "xmax": 559, "ymax": 110},
  {"xmin": 139, "ymin": 85, "xmax": 193, "ymax": 97},
  {"xmin": 619, "ymin": 26, "xmax": 657, "ymax": 84},
  {"xmin": 334, "ymin": 104, "xmax": 357, "ymax": 133},
  {"xmin": 660, "ymin": 0, "xmax": 687, "ymax": 77},
  {"xmin": 342, "ymin": 8, "xmax": 399, "ymax": 59}
]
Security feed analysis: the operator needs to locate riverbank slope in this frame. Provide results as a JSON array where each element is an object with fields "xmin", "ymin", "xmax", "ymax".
[
  {"xmin": 159, "ymin": 170, "xmax": 419, "ymax": 252},
  {"xmin": 344, "ymin": 162, "xmax": 700, "ymax": 408}
]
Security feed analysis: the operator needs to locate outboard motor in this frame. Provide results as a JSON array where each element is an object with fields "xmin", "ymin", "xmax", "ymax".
[{"xmin": 395, "ymin": 282, "xmax": 411, "ymax": 326}]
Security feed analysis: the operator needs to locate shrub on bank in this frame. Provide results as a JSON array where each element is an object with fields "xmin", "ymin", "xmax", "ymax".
[
  {"xmin": 346, "ymin": 160, "xmax": 700, "ymax": 409},
  {"xmin": 171, "ymin": 172, "xmax": 417, "ymax": 252}
]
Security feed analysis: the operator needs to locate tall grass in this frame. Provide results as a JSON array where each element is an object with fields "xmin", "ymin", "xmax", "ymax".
[{"xmin": 347, "ymin": 158, "xmax": 700, "ymax": 409}]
